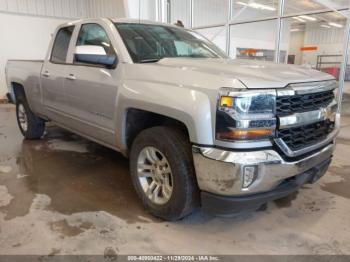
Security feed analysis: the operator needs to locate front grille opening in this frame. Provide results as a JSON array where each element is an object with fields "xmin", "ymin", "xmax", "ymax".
[
  {"xmin": 277, "ymin": 120, "xmax": 335, "ymax": 151},
  {"xmin": 276, "ymin": 90, "xmax": 334, "ymax": 116}
]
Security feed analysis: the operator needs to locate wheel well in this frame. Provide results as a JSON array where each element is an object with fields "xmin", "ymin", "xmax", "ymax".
[
  {"xmin": 11, "ymin": 82, "xmax": 26, "ymax": 102},
  {"xmin": 125, "ymin": 109, "xmax": 190, "ymax": 149}
]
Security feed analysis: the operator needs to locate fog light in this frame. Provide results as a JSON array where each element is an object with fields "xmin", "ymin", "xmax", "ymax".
[{"xmin": 242, "ymin": 166, "xmax": 258, "ymax": 188}]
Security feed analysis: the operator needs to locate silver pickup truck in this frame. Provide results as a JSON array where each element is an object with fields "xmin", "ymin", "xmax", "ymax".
[{"xmin": 5, "ymin": 18, "xmax": 339, "ymax": 220}]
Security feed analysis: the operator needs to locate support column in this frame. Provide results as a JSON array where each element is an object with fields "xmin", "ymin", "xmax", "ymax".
[
  {"xmin": 226, "ymin": 0, "xmax": 233, "ymax": 56},
  {"xmin": 338, "ymin": 18, "xmax": 350, "ymax": 113},
  {"xmin": 190, "ymin": 0, "xmax": 194, "ymax": 29},
  {"xmin": 274, "ymin": 0, "xmax": 285, "ymax": 63}
]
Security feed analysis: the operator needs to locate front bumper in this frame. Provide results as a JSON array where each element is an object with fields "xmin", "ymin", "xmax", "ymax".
[
  {"xmin": 201, "ymin": 158, "xmax": 331, "ymax": 215},
  {"xmin": 192, "ymin": 143, "xmax": 335, "ymax": 214}
]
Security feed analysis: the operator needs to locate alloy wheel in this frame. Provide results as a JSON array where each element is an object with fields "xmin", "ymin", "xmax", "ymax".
[
  {"xmin": 18, "ymin": 103, "xmax": 28, "ymax": 132},
  {"xmin": 137, "ymin": 146, "xmax": 173, "ymax": 205}
]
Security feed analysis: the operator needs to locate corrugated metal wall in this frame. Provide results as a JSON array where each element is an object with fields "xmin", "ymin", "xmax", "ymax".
[
  {"xmin": 170, "ymin": 0, "xmax": 229, "ymax": 28},
  {"xmin": 84, "ymin": 0, "xmax": 125, "ymax": 19},
  {"xmin": 0, "ymin": 0, "xmax": 125, "ymax": 19},
  {"xmin": 305, "ymin": 24, "xmax": 344, "ymax": 45},
  {"xmin": 193, "ymin": 0, "xmax": 228, "ymax": 27},
  {"xmin": 170, "ymin": 0, "xmax": 190, "ymax": 27}
]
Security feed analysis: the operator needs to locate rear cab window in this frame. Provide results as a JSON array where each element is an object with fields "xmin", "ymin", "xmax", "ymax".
[{"xmin": 50, "ymin": 26, "xmax": 75, "ymax": 63}]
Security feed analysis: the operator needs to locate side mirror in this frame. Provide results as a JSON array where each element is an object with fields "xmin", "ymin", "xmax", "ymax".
[{"xmin": 74, "ymin": 45, "xmax": 117, "ymax": 68}]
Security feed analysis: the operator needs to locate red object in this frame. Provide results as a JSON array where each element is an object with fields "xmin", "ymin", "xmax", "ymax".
[
  {"xmin": 322, "ymin": 67, "xmax": 339, "ymax": 78},
  {"xmin": 242, "ymin": 48, "xmax": 257, "ymax": 55},
  {"xmin": 300, "ymin": 46, "xmax": 318, "ymax": 51}
]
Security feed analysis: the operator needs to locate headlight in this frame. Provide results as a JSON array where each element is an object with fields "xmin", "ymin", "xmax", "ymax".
[{"xmin": 216, "ymin": 88, "xmax": 276, "ymax": 141}]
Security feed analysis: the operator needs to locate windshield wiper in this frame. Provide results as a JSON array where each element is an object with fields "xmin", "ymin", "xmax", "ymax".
[{"xmin": 139, "ymin": 58, "xmax": 161, "ymax": 63}]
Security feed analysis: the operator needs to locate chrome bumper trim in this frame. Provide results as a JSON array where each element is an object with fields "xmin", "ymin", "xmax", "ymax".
[
  {"xmin": 277, "ymin": 80, "xmax": 337, "ymax": 96},
  {"xmin": 192, "ymin": 143, "xmax": 335, "ymax": 196},
  {"xmin": 225, "ymin": 119, "xmax": 276, "ymax": 129},
  {"xmin": 214, "ymin": 139, "xmax": 273, "ymax": 149},
  {"xmin": 279, "ymin": 102, "xmax": 337, "ymax": 129}
]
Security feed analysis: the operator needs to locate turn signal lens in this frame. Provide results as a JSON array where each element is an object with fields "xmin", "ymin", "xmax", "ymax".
[
  {"xmin": 216, "ymin": 129, "xmax": 273, "ymax": 140},
  {"xmin": 220, "ymin": 96, "xmax": 234, "ymax": 107}
]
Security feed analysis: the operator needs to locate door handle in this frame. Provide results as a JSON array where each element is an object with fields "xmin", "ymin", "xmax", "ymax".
[
  {"xmin": 42, "ymin": 71, "xmax": 50, "ymax": 77},
  {"xmin": 66, "ymin": 74, "xmax": 76, "ymax": 81}
]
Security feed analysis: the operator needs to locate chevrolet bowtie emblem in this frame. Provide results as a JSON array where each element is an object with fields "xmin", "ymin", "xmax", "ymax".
[{"xmin": 321, "ymin": 107, "xmax": 333, "ymax": 120}]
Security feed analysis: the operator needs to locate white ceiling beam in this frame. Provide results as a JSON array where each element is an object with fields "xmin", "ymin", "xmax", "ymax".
[{"xmin": 315, "ymin": 0, "xmax": 350, "ymax": 18}]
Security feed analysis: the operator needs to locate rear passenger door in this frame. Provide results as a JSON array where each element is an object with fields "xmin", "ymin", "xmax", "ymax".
[
  {"xmin": 63, "ymin": 23, "xmax": 120, "ymax": 145},
  {"xmin": 41, "ymin": 26, "xmax": 75, "ymax": 121}
]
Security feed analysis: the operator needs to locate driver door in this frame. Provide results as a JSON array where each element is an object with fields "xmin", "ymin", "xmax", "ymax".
[{"xmin": 63, "ymin": 22, "xmax": 120, "ymax": 145}]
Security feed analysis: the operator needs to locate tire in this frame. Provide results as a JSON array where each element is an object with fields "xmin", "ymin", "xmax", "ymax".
[
  {"xmin": 130, "ymin": 126, "xmax": 199, "ymax": 220},
  {"xmin": 16, "ymin": 97, "xmax": 45, "ymax": 139}
]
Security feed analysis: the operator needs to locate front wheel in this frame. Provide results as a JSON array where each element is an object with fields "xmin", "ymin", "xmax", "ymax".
[
  {"xmin": 130, "ymin": 126, "xmax": 199, "ymax": 220},
  {"xmin": 16, "ymin": 99, "xmax": 45, "ymax": 139}
]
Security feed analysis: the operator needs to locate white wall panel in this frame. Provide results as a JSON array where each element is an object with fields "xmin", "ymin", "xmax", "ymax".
[
  {"xmin": 305, "ymin": 24, "xmax": 344, "ymax": 45},
  {"xmin": 193, "ymin": 0, "xmax": 228, "ymax": 27},
  {"xmin": 196, "ymin": 26, "xmax": 226, "ymax": 52},
  {"xmin": 87, "ymin": 0, "xmax": 125, "ymax": 18},
  {"xmin": 126, "ymin": 0, "xmax": 139, "ymax": 19},
  {"xmin": 0, "ymin": 0, "xmax": 126, "ymax": 19},
  {"xmin": 301, "ymin": 24, "xmax": 345, "ymax": 67},
  {"xmin": 0, "ymin": 12, "xmax": 67, "ymax": 97},
  {"xmin": 124, "ymin": 0, "xmax": 159, "ymax": 21},
  {"xmin": 287, "ymin": 31, "xmax": 305, "ymax": 65},
  {"xmin": 0, "ymin": 0, "xmax": 6, "ymax": 10},
  {"xmin": 170, "ymin": 0, "xmax": 191, "ymax": 27},
  {"xmin": 227, "ymin": 19, "xmax": 289, "ymax": 60},
  {"xmin": 170, "ymin": 0, "xmax": 229, "ymax": 28},
  {"xmin": 140, "ymin": 0, "xmax": 157, "ymax": 20},
  {"xmin": 6, "ymin": 0, "xmax": 19, "ymax": 12}
]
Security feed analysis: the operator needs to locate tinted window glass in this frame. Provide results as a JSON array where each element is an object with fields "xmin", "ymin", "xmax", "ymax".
[
  {"xmin": 76, "ymin": 24, "xmax": 113, "ymax": 55},
  {"xmin": 51, "ymin": 26, "xmax": 74, "ymax": 63},
  {"xmin": 115, "ymin": 23, "xmax": 227, "ymax": 63}
]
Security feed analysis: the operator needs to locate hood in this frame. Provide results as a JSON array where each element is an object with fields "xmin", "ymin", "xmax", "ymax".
[{"xmin": 155, "ymin": 58, "xmax": 334, "ymax": 89}]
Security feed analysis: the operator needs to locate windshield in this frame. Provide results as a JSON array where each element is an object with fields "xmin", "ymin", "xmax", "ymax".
[{"xmin": 115, "ymin": 23, "xmax": 228, "ymax": 63}]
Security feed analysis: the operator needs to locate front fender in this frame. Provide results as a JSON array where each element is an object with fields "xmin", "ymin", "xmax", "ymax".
[{"xmin": 115, "ymin": 80, "xmax": 217, "ymax": 151}]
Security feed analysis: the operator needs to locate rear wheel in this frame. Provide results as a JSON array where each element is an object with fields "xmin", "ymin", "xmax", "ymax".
[
  {"xmin": 16, "ymin": 98, "xmax": 45, "ymax": 139},
  {"xmin": 130, "ymin": 126, "xmax": 199, "ymax": 220}
]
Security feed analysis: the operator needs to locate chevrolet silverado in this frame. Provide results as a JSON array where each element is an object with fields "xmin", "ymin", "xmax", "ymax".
[{"xmin": 5, "ymin": 18, "xmax": 340, "ymax": 220}]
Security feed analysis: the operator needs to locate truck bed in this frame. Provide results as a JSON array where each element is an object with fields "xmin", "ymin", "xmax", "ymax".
[
  {"xmin": 5, "ymin": 59, "xmax": 45, "ymax": 118},
  {"xmin": 6, "ymin": 59, "xmax": 44, "ymax": 103}
]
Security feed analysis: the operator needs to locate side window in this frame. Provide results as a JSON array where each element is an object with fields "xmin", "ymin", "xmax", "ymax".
[
  {"xmin": 76, "ymin": 24, "xmax": 114, "ymax": 55},
  {"xmin": 51, "ymin": 26, "xmax": 75, "ymax": 63}
]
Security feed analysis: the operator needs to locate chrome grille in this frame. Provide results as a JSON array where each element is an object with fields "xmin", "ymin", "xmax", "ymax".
[
  {"xmin": 276, "ymin": 90, "xmax": 334, "ymax": 116},
  {"xmin": 275, "ymin": 82, "xmax": 337, "ymax": 157},
  {"xmin": 277, "ymin": 120, "xmax": 335, "ymax": 151}
]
